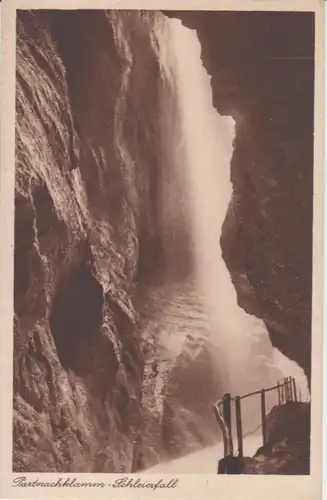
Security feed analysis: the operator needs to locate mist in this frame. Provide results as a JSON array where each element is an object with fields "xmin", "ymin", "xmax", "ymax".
[{"xmin": 152, "ymin": 15, "xmax": 309, "ymax": 399}]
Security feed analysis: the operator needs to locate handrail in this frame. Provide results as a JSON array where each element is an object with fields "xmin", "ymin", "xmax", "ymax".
[
  {"xmin": 239, "ymin": 383, "xmax": 280, "ymax": 400},
  {"xmin": 213, "ymin": 400, "xmax": 233, "ymax": 456},
  {"xmin": 214, "ymin": 376, "xmax": 304, "ymax": 460}
]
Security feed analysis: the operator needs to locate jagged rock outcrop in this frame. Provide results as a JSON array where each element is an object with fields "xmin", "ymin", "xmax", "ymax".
[
  {"xmin": 161, "ymin": 339, "xmax": 223, "ymax": 457},
  {"xmin": 164, "ymin": 11, "xmax": 314, "ymax": 382},
  {"xmin": 136, "ymin": 336, "xmax": 222, "ymax": 470},
  {"xmin": 14, "ymin": 9, "xmax": 164, "ymax": 472}
]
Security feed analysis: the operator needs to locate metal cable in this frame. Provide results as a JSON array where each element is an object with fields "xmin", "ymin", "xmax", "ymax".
[
  {"xmin": 242, "ymin": 422, "xmax": 262, "ymax": 439},
  {"xmin": 234, "ymin": 422, "xmax": 263, "ymax": 456}
]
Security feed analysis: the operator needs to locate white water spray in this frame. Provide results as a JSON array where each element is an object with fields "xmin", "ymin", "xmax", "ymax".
[
  {"xmin": 163, "ymin": 20, "xmax": 256, "ymax": 394},
  {"xmin": 159, "ymin": 19, "xmax": 308, "ymax": 397}
]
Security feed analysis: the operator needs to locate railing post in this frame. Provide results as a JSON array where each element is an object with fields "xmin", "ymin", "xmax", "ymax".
[
  {"xmin": 223, "ymin": 393, "xmax": 233, "ymax": 455},
  {"xmin": 261, "ymin": 389, "xmax": 267, "ymax": 446},
  {"xmin": 223, "ymin": 393, "xmax": 232, "ymax": 436},
  {"xmin": 277, "ymin": 381, "xmax": 281, "ymax": 404},
  {"xmin": 290, "ymin": 377, "xmax": 294, "ymax": 401},
  {"xmin": 235, "ymin": 396, "xmax": 243, "ymax": 458},
  {"xmin": 284, "ymin": 378, "xmax": 289, "ymax": 402},
  {"xmin": 284, "ymin": 379, "xmax": 287, "ymax": 402},
  {"xmin": 280, "ymin": 381, "xmax": 283, "ymax": 404},
  {"xmin": 213, "ymin": 403, "xmax": 229, "ymax": 457},
  {"xmin": 292, "ymin": 378, "xmax": 297, "ymax": 402}
]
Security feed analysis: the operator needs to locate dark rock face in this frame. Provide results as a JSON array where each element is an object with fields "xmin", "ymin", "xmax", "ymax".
[
  {"xmin": 218, "ymin": 402, "xmax": 310, "ymax": 475},
  {"xmin": 14, "ymin": 10, "xmax": 223, "ymax": 473},
  {"xmin": 14, "ymin": 10, "xmax": 157, "ymax": 472},
  {"xmin": 243, "ymin": 402, "xmax": 310, "ymax": 474},
  {"xmin": 164, "ymin": 11, "xmax": 314, "ymax": 382}
]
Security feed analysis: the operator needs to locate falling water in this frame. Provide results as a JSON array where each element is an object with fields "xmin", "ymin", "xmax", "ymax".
[
  {"xmin": 153, "ymin": 17, "xmax": 309, "ymax": 396},
  {"xmin": 158, "ymin": 19, "xmax": 261, "ymax": 395},
  {"xmin": 138, "ymin": 14, "xmax": 309, "ymax": 471},
  {"xmin": 141, "ymin": 17, "xmax": 310, "ymax": 473}
]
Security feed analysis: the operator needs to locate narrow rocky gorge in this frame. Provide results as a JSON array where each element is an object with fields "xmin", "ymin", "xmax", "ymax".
[{"xmin": 13, "ymin": 9, "xmax": 313, "ymax": 473}]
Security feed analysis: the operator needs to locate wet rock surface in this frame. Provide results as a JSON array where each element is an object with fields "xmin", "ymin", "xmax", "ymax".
[
  {"xmin": 242, "ymin": 402, "xmax": 310, "ymax": 474},
  {"xmin": 14, "ymin": 10, "xmax": 157, "ymax": 472},
  {"xmin": 14, "ymin": 11, "xmax": 223, "ymax": 472}
]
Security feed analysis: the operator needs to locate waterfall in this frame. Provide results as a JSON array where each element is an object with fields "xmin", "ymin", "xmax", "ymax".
[
  {"xmin": 157, "ymin": 19, "xmax": 259, "ymax": 395},
  {"xmin": 138, "ymin": 14, "xmax": 308, "ymax": 470},
  {"xmin": 153, "ymin": 17, "xmax": 308, "ymax": 397}
]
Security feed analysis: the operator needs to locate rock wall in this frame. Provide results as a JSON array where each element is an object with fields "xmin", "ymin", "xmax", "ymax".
[
  {"xmin": 14, "ymin": 9, "xmax": 223, "ymax": 473},
  {"xmin": 243, "ymin": 402, "xmax": 310, "ymax": 474},
  {"xmin": 14, "ymin": 9, "xmax": 164, "ymax": 472},
  {"xmin": 164, "ymin": 11, "xmax": 314, "ymax": 382}
]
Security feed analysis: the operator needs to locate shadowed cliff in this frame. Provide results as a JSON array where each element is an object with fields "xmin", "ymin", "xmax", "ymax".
[
  {"xmin": 15, "ymin": 9, "xmax": 148, "ymax": 472},
  {"xmin": 14, "ymin": 10, "xmax": 225, "ymax": 472}
]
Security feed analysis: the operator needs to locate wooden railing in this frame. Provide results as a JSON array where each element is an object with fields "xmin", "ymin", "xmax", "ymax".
[{"xmin": 213, "ymin": 376, "xmax": 307, "ymax": 459}]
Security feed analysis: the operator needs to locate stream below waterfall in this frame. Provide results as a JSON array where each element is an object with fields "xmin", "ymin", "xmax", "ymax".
[{"xmin": 147, "ymin": 434, "xmax": 263, "ymax": 473}]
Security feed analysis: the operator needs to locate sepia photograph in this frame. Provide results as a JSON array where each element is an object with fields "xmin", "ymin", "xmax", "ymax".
[{"xmin": 0, "ymin": 0, "xmax": 324, "ymax": 497}]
